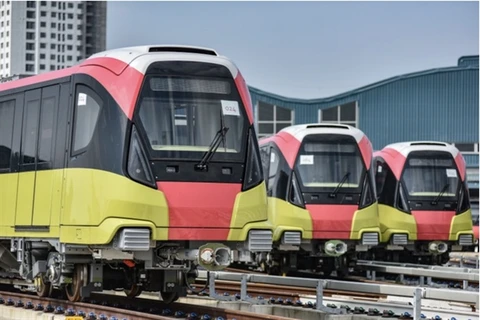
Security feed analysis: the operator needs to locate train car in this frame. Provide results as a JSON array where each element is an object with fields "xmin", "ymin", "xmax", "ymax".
[
  {"xmin": 0, "ymin": 45, "xmax": 273, "ymax": 302},
  {"xmin": 373, "ymin": 141, "xmax": 474, "ymax": 264},
  {"xmin": 471, "ymin": 201, "xmax": 478, "ymax": 252},
  {"xmin": 257, "ymin": 124, "xmax": 380, "ymax": 276}
]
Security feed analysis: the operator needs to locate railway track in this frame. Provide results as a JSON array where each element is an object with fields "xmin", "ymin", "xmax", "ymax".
[{"xmin": 0, "ymin": 289, "xmax": 292, "ymax": 320}]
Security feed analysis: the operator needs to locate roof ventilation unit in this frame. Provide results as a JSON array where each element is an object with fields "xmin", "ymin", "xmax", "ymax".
[
  {"xmin": 306, "ymin": 124, "xmax": 350, "ymax": 130},
  {"xmin": 410, "ymin": 142, "xmax": 448, "ymax": 147},
  {"xmin": 148, "ymin": 46, "xmax": 218, "ymax": 56}
]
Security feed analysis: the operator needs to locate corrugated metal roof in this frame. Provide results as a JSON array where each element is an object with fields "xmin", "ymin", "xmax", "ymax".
[{"xmin": 249, "ymin": 57, "xmax": 479, "ymax": 153}]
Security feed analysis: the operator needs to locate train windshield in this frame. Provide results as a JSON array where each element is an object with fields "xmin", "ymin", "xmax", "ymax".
[
  {"xmin": 137, "ymin": 76, "xmax": 247, "ymax": 161},
  {"xmin": 295, "ymin": 135, "xmax": 365, "ymax": 192},
  {"xmin": 401, "ymin": 155, "xmax": 459, "ymax": 198}
]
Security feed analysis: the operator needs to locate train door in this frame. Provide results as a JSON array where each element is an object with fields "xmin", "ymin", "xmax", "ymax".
[
  {"xmin": 32, "ymin": 85, "xmax": 59, "ymax": 227},
  {"xmin": 15, "ymin": 86, "xmax": 59, "ymax": 229}
]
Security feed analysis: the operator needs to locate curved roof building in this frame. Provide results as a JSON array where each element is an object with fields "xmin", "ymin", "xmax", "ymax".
[{"xmin": 248, "ymin": 55, "xmax": 479, "ymax": 192}]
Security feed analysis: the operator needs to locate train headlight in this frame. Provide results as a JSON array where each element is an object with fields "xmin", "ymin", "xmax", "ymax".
[
  {"xmin": 428, "ymin": 241, "xmax": 448, "ymax": 254},
  {"xmin": 324, "ymin": 240, "xmax": 347, "ymax": 256}
]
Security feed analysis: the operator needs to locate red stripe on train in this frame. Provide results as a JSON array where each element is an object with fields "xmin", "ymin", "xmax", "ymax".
[
  {"xmin": 157, "ymin": 182, "xmax": 241, "ymax": 240},
  {"xmin": 306, "ymin": 204, "xmax": 357, "ymax": 239},
  {"xmin": 411, "ymin": 210, "xmax": 455, "ymax": 240}
]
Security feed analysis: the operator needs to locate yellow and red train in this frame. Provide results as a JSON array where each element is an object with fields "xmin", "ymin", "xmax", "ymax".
[
  {"xmin": 0, "ymin": 45, "xmax": 273, "ymax": 302},
  {"xmin": 255, "ymin": 124, "xmax": 380, "ymax": 276},
  {"xmin": 371, "ymin": 141, "xmax": 474, "ymax": 264}
]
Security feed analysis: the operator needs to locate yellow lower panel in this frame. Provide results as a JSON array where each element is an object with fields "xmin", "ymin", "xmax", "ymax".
[
  {"xmin": 378, "ymin": 204, "xmax": 417, "ymax": 242},
  {"xmin": 350, "ymin": 203, "xmax": 381, "ymax": 240},
  {"xmin": 228, "ymin": 182, "xmax": 268, "ymax": 230},
  {"xmin": 449, "ymin": 209, "xmax": 473, "ymax": 241},
  {"xmin": 0, "ymin": 172, "xmax": 18, "ymax": 228},
  {"xmin": 62, "ymin": 168, "xmax": 169, "ymax": 228},
  {"xmin": 268, "ymin": 198, "xmax": 312, "ymax": 241},
  {"xmin": 60, "ymin": 218, "xmax": 168, "ymax": 244},
  {"xmin": 15, "ymin": 171, "xmax": 35, "ymax": 226}
]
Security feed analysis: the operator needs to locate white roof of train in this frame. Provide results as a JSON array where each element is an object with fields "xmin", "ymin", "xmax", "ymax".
[
  {"xmin": 278, "ymin": 123, "xmax": 366, "ymax": 143},
  {"xmin": 382, "ymin": 141, "xmax": 460, "ymax": 157},
  {"xmin": 86, "ymin": 44, "xmax": 239, "ymax": 77}
]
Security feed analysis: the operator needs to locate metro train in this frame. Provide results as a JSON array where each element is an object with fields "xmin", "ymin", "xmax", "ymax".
[
  {"xmin": 0, "ymin": 45, "xmax": 274, "ymax": 302},
  {"xmin": 255, "ymin": 124, "xmax": 381, "ymax": 276},
  {"xmin": 371, "ymin": 141, "xmax": 474, "ymax": 264}
]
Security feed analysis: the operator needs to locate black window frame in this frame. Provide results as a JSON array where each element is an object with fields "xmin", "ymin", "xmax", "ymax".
[
  {"xmin": 71, "ymin": 84, "xmax": 103, "ymax": 157},
  {"xmin": 0, "ymin": 98, "xmax": 16, "ymax": 172}
]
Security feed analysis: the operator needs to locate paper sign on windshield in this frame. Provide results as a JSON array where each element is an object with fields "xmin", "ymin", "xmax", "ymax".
[
  {"xmin": 221, "ymin": 100, "xmax": 240, "ymax": 116},
  {"xmin": 78, "ymin": 93, "xmax": 87, "ymax": 106},
  {"xmin": 300, "ymin": 155, "xmax": 314, "ymax": 165},
  {"xmin": 446, "ymin": 169, "xmax": 457, "ymax": 178}
]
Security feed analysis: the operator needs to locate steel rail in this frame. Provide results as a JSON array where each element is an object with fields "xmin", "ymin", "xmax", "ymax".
[
  {"xmin": 356, "ymin": 260, "xmax": 479, "ymax": 282},
  {"xmin": 198, "ymin": 270, "xmax": 480, "ymax": 305}
]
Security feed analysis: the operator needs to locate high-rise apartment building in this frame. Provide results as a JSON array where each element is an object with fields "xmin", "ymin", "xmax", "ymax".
[{"xmin": 0, "ymin": 0, "xmax": 106, "ymax": 79}]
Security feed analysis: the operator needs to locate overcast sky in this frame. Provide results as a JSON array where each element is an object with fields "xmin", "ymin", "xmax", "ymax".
[{"xmin": 106, "ymin": 1, "xmax": 479, "ymax": 99}]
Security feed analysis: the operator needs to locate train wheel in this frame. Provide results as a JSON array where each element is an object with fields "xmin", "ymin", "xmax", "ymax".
[
  {"xmin": 35, "ymin": 275, "xmax": 52, "ymax": 298},
  {"xmin": 65, "ymin": 264, "xmax": 87, "ymax": 302},
  {"xmin": 124, "ymin": 284, "xmax": 142, "ymax": 298},
  {"xmin": 160, "ymin": 291, "xmax": 179, "ymax": 304}
]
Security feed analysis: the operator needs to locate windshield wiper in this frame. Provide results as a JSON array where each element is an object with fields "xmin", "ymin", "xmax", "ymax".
[
  {"xmin": 432, "ymin": 183, "xmax": 449, "ymax": 205},
  {"xmin": 195, "ymin": 126, "xmax": 229, "ymax": 171},
  {"xmin": 329, "ymin": 172, "xmax": 351, "ymax": 198}
]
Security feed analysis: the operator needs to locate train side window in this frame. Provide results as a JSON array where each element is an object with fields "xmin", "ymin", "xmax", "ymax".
[
  {"xmin": 0, "ymin": 99, "xmax": 15, "ymax": 170},
  {"xmin": 72, "ymin": 85, "xmax": 102, "ymax": 154},
  {"xmin": 375, "ymin": 159, "xmax": 387, "ymax": 196},
  {"xmin": 38, "ymin": 95, "xmax": 56, "ymax": 163},
  {"xmin": 259, "ymin": 146, "xmax": 270, "ymax": 186},
  {"xmin": 267, "ymin": 148, "xmax": 279, "ymax": 194},
  {"xmin": 377, "ymin": 160, "xmax": 396, "ymax": 206},
  {"xmin": 22, "ymin": 98, "xmax": 41, "ymax": 164}
]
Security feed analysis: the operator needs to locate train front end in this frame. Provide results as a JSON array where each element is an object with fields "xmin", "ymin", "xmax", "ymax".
[
  {"xmin": 374, "ymin": 142, "xmax": 473, "ymax": 264},
  {"xmin": 260, "ymin": 124, "xmax": 380, "ymax": 276}
]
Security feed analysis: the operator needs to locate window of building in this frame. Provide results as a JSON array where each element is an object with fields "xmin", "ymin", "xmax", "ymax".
[
  {"xmin": 0, "ymin": 99, "xmax": 15, "ymax": 170},
  {"xmin": 51, "ymin": 1, "xmax": 56, "ymax": 7},
  {"xmin": 50, "ymin": 65, "xmax": 56, "ymax": 71},
  {"xmin": 50, "ymin": 54, "xmax": 55, "ymax": 60},
  {"xmin": 67, "ymin": 45, "xmax": 73, "ymax": 50},
  {"xmin": 25, "ymin": 53, "xmax": 34, "ymax": 61},
  {"xmin": 40, "ymin": 43, "xmax": 46, "ymax": 49},
  {"xmin": 39, "ymin": 64, "xmax": 45, "ymax": 70},
  {"xmin": 68, "ymin": 13, "xmax": 74, "ymax": 19},
  {"xmin": 68, "ymin": 2, "xmax": 73, "ymax": 8},
  {"xmin": 26, "ymin": 1, "xmax": 35, "ymax": 8},
  {"xmin": 256, "ymin": 101, "xmax": 294, "ymax": 138},
  {"xmin": 453, "ymin": 143, "xmax": 479, "ymax": 153},
  {"xmin": 319, "ymin": 101, "xmax": 358, "ymax": 128},
  {"xmin": 72, "ymin": 86, "xmax": 102, "ymax": 154},
  {"xmin": 40, "ymin": 21, "xmax": 46, "ymax": 27},
  {"xmin": 51, "ymin": 22, "xmax": 56, "ymax": 28},
  {"xmin": 40, "ymin": 53, "xmax": 45, "ymax": 59},
  {"xmin": 51, "ymin": 12, "xmax": 56, "ymax": 18},
  {"xmin": 67, "ymin": 23, "xmax": 73, "ymax": 30},
  {"xmin": 67, "ymin": 34, "xmax": 73, "ymax": 40},
  {"xmin": 50, "ymin": 43, "xmax": 55, "ymax": 49},
  {"xmin": 26, "ymin": 43, "xmax": 35, "ymax": 50},
  {"xmin": 67, "ymin": 55, "xmax": 72, "ymax": 61},
  {"xmin": 40, "ymin": 32, "xmax": 46, "ymax": 38},
  {"xmin": 26, "ymin": 10, "xmax": 35, "ymax": 18},
  {"xmin": 25, "ymin": 64, "xmax": 34, "ymax": 72},
  {"xmin": 41, "ymin": 11, "xmax": 46, "ymax": 17},
  {"xmin": 26, "ymin": 21, "xmax": 35, "ymax": 29},
  {"xmin": 26, "ymin": 32, "xmax": 35, "ymax": 40},
  {"xmin": 40, "ymin": 1, "xmax": 46, "ymax": 6},
  {"xmin": 51, "ymin": 33, "xmax": 56, "ymax": 39}
]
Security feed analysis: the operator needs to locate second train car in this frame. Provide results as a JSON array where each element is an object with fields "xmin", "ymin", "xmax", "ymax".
[
  {"xmin": 257, "ymin": 124, "xmax": 380, "ymax": 276},
  {"xmin": 372, "ymin": 141, "xmax": 474, "ymax": 264}
]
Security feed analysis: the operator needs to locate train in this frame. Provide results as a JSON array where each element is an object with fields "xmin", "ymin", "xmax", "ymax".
[
  {"xmin": 254, "ymin": 124, "xmax": 381, "ymax": 276},
  {"xmin": 0, "ymin": 45, "xmax": 274, "ymax": 302},
  {"xmin": 371, "ymin": 141, "xmax": 474, "ymax": 264}
]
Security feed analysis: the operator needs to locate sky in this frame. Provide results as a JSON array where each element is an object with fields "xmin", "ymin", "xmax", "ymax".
[{"xmin": 106, "ymin": 1, "xmax": 479, "ymax": 99}]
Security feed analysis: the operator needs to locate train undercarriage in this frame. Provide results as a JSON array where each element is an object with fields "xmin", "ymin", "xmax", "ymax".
[{"xmin": 0, "ymin": 229, "xmax": 271, "ymax": 303}]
